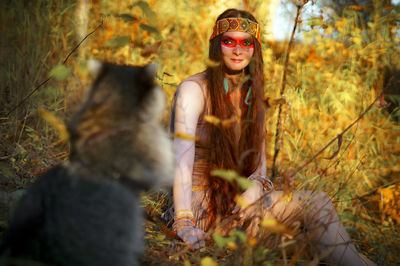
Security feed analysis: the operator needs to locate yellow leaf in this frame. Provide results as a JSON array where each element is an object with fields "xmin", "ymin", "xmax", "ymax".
[
  {"xmin": 227, "ymin": 241, "xmax": 238, "ymax": 250},
  {"xmin": 174, "ymin": 132, "xmax": 198, "ymax": 141},
  {"xmin": 39, "ymin": 108, "xmax": 69, "ymax": 142},
  {"xmin": 248, "ymin": 237, "xmax": 258, "ymax": 246},
  {"xmin": 204, "ymin": 58, "xmax": 220, "ymax": 68},
  {"xmin": 201, "ymin": 256, "xmax": 218, "ymax": 266},
  {"xmin": 261, "ymin": 218, "xmax": 279, "ymax": 228},
  {"xmin": 261, "ymin": 218, "xmax": 297, "ymax": 237},
  {"xmin": 234, "ymin": 195, "xmax": 249, "ymax": 208},
  {"xmin": 362, "ymin": 174, "xmax": 373, "ymax": 189},
  {"xmin": 204, "ymin": 115, "xmax": 220, "ymax": 125},
  {"xmin": 351, "ymin": 37, "xmax": 362, "ymax": 45},
  {"xmin": 285, "ymin": 192, "xmax": 293, "ymax": 204},
  {"xmin": 348, "ymin": 5, "xmax": 365, "ymax": 11},
  {"xmin": 334, "ymin": 20, "xmax": 346, "ymax": 28},
  {"xmin": 221, "ymin": 116, "xmax": 238, "ymax": 127}
]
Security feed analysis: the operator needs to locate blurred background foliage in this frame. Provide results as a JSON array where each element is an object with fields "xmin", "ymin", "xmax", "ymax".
[{"xmin": 0, "ymin": 0, "xmax": 399, "ymax": 264}]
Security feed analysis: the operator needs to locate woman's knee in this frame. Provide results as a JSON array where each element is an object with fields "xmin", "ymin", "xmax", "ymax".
[
  {"xmin": 314, "ymin": 191, "xmax": 333, "ymax": 209},
  {"xmin": 297, "ymin": 191, "xmax": 332, "ymax": 206}
]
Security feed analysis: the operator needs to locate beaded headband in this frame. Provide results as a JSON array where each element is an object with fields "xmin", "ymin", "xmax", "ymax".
[{"xmin": 210, "ymin": 17, "xmax": 261, "ymax": 44}]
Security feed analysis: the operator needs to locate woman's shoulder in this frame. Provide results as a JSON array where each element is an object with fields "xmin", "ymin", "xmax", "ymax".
[
  {"xmin": 180, "ymin": 72, "xmax": 207, "ymax": 89},
  {"xmin": 178, "ymin": 71, "xmax": 207, "ymax": 98},
  {"xmin": 182, "ymin": 71, "xmax": 206, "ymax": 82},
  {"xmin": 170, "ymin": 72, "xmax": 206, "ymax": 132}
]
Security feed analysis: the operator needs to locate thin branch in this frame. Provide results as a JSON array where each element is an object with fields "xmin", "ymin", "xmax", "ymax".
[
  {"xmin": 333, "ymin": 180, "xmax": 400, "ymax": 203},
  {"xmin": 271, "ymin": 2, "xmax": 305, "ymax": 181},
  {"xmin": 62, "ymin": 21, "xmax": 103, "ymax": 65},
  {"xmin": 292, "ymin": 92, "xmax": 382, "ymax": 177},
  {"xmin": 286, "ymin": 76, "xmax": 394, "ymax": 181},
  {"xmin": 144, "ymin": 205, "xmax": 179, "ymax": 240},
  {"xmin": 6, "ymin": 78, "xmax": 51, "ymax": 117},
  {"xmin": 5, "ymin": 21, "xmax": 104, "ymax": 117}
]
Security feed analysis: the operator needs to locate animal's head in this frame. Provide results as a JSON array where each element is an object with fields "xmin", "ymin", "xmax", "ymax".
[{"xmin": 68, "ymin": 61, "xmax": 173, "ymax": 189}]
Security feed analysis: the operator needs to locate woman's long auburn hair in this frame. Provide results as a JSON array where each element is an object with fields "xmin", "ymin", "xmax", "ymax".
[{"xmin": 204, "ymin": 9, "xmax": 265, "ymax": 228}]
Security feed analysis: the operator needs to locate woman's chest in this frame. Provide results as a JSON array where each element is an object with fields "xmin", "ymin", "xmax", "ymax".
[
  {"xmin": 228, "ymin": 89, "xmax": 243, "ymax": 143},
  {"xmin": 229, "ymin": 89, "xmax": 243, "ymax": 118}
]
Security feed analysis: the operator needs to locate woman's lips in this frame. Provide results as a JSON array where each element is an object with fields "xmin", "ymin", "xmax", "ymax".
[{"xmin": 231, "ymin": 59, "xmax": 243, "ymax": 63}]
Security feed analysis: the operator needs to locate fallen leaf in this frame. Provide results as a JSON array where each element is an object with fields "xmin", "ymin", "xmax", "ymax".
[
  {"xmin": 201, "ymin": 256, "xmax": 218, "ymax": 266},
  {"xmin": 39, "ymin": 108, "xmax": 69, "ymax": 142}
]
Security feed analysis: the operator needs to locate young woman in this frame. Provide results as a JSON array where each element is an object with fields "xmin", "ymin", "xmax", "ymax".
[{"xmin": 171, "ymin": 8, "xmax": 375, "ymax": 265}]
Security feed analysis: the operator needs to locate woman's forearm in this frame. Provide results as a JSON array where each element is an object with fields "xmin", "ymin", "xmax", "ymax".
[
  {"xmin": 246, "ymin": 138, "xmax": 271, "ymax": 194},
  {"xmin": 248, "ymin": 139, "xmax": 267, "ymax": 180},
  {"xmin": 173, "ymin": 139, "xmax": 195, "ymax": 212}
]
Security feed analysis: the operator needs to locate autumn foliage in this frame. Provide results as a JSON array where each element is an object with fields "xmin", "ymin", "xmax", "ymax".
[{"xmin": 0, "ymin": 0, "xmax": 399, "ymax": 265}]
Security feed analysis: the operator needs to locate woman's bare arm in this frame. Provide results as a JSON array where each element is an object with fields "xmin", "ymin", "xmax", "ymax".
[
  {"xmin": 172, "ymin": 80, "xmax": 207, "ymax": 248},
  {"xmin": 173, "ymin": 80, "xmax": 204, "ymax": 212},
  {"xmin": 250, "ymin": 141, "xmax": 267, "ymax": 178}
]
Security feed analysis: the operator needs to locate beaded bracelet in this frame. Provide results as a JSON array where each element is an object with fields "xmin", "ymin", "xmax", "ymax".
[
  {"xmin": 175, "ymin": 209, "xmax": 194, "ymax": 218},
  {"xmin": 248, "ymin": 172, "xmax": 274, "ymax": 191},
  {"xmin": 173, "ymin": 209, "xmax": 196, "ymax": 232}
]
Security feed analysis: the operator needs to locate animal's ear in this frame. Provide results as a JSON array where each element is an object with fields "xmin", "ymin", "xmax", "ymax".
[
  {"xmin": 145, "ymin": 63, "xmax": 158, "ymax": 77},
  {"xmin": 88, "ymin": 59, "xmax": 103, "ymax": 78}
]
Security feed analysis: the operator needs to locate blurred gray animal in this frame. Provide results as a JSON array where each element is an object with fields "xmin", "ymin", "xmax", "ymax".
[{"xmin": 0, "ymin": 61, "xmax": 173, "ymax": 266}]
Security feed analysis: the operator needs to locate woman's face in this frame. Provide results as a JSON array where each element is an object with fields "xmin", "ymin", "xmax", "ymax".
[{"xmin": 221, "ymin": 31, "xmax": 254, "ymax": 72}]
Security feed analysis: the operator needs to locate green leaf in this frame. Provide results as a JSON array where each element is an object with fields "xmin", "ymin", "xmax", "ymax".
[
  {"xmin": 114, "ymin": 13, "xmax": 137, "ymax": 22},
  {"xmin": 104, "ymin": 36, "xmax": 130, "ymax": 49},
  {"xmin": 134, "ymin": 1, "xmax": 155, "ymax": 22},
  {"xmin": 140, "ymin": 23, "xmax": 159, "ymax": 35},
  {"xmin": 212, "ymin": 233, "xmax": 228, "ymax": 248},
  {"xmin": 229, "ymin": 229, "xmax": 247, "ymax": 243},
  {"xmin": 210, "ymin": 169, "xmax": 238, "ymax": 182},
  {"xmin": 155, "ymin": 234, "xmax": 165, "ymax": 241},
  {"xmin": 236, "ymin": 176, "xmax": 254, "ymax": 190},
  {"xmin": 200, "ymin": 257, "xmax": 218, "ymax": 266},
  {"xmin": 16, "ymin": 143, "xmax": 28, "ymax": 157},
  {"xmin": 49, "ymin": 64, "xmax": 71, "ymax": 81}
]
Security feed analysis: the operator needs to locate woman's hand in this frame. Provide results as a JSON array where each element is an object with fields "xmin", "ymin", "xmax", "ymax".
[
  {"xmin": 176, "ymin": 225, "xmax": 207, "ymax": 249},
  {"xmin": 232, "ymin": 180, "xmax": 263, "ymax": 217}
]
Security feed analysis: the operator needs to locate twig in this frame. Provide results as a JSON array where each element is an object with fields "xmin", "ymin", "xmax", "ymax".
[
  {"xmin": 6, "ymin": 78, "xmax": 51, "ymax": 117},
  {"xmin": 144, "ymin": 205, "xmax": 179, "ymax": 240},
  {"xmin": 62, "ymin": 22, "xmax": 103, "ymax": 65},
  {"xmin": 224, "ymin": 77, "xmax": 395, "ymax": 239},
  {"xmin": 5, "ymin": 21, "xmax": 104, "ymax": 117},
  {"xmin": 279, "ymin": 74, "xmax": 394, "ymax": 185},
  {"xmin": 288, "ymin": 87, "xmax": 389, "ymax": 180},
  {"xmin": 271, "ymin": 2, "xmax": 306, "ymax": 181},
  {"xmin": 270, "ymin": 4, "xmax": 395, "ymax": 182},
  {"xmin": 333, "ymin": 180, "xmax": 400, "ymax": 203}
]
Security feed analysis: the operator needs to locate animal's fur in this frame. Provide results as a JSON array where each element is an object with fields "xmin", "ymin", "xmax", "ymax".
[{"xmin": 0, "ymin": 62, "xmax": 173, "ymax": 266}]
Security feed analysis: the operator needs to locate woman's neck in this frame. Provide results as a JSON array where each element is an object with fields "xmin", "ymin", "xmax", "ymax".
[{"xmin": 224, "ymin": 68, "xmax": 244, "ymax": 89}]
